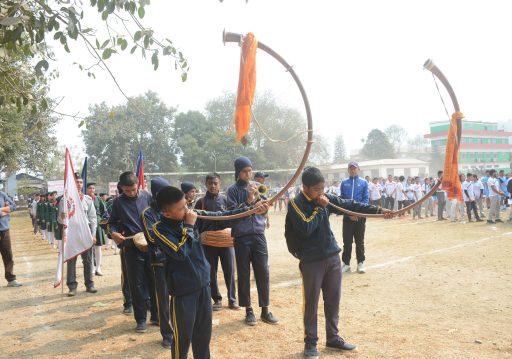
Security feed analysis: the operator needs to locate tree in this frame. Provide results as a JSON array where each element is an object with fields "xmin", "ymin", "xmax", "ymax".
[
  {"xmin": 82, "ymin": 91, "xmax": 178, "ymax": 186},
  {"xmin": 384, "ymin": 125, "xmax": 408, "ymax": 153},
  {"xmin": 0, "ymin": 0, "xmax": 188, "ymax": 114},
  {"xmin": 332, "ymin": 134, "xmax": 346, "ymax": 164},
  {"xmin": 361, "ymin": 129, "xmax": 395, "ymax": 160},
  {"xmin": 0, "ymin": 95, "xmax": 58, "ymax": 174},
  {"xmin": 407, "ymin": 134, "xmax": 429, "ymax": 153}
]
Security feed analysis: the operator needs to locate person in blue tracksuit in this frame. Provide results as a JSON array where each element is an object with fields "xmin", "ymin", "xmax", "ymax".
[
  {"xmin": 141, "ymin": 177, "xmax": 173, "ymax": 349},
  {"xmin": 286, "ymin": 167, "xmax": 388, "ymax": 358},
  {"xmin": 340, "ymin": 161, "xmax": 369, "ymax": 274},
  {"xmin": 227, "ymin": 156, "xmax": 279, "ymax": 326},
  {"xmin": 150, "ymin": 185, "xmax": 268, "ymax": 359}
]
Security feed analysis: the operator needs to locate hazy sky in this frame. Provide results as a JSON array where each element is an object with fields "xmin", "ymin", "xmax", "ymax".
[{"xmin": 49, "ymin": 0, "xmax": 512, "ymax": 157}]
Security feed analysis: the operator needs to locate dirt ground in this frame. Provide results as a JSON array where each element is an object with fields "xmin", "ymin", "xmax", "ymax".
[{"xmin": 1, "ymin": 209, "xmax": 511, "ymax": 359}]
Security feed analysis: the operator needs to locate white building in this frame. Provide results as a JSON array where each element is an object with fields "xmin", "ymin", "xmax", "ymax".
[{"xmin": 322, "ymin": 158, "xmax": 429, "ymax": 181}]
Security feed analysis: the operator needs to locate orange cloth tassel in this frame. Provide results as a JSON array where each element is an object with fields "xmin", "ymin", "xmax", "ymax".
[
  {"xmin": 442, "ymin": 111, "xmax": 464, "ymax": 201},
  {"xmin": 234, "ymin": 33, "xmax": 257, "ymax": 143}
]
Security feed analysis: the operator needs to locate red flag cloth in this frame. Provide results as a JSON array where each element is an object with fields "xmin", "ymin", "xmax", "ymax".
[
  {"xmin": 442, "ymin": 111, "xmax": 464, "ymax": 201},
  {"xmin": 234, "ymin": 33, "xmax": 257, "ymax": 143},
  {"xmin": 136, "ymin": 149, "xmax": 145, "ymax": 189}
]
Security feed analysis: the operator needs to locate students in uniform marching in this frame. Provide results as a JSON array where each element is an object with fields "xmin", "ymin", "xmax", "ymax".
[{"xmin": 86, "ymin": 183, "xmax": 107, "ymax": 276}]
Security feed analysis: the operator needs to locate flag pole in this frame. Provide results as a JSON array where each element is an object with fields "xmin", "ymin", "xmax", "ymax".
[{"xmin": 61, "ymin": 234, "xmax": 65, "ymax": 294}]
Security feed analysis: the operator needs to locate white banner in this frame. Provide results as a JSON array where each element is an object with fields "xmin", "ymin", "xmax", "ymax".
[
  {"xmin": 54, "ymin": 148, "xmax": 94, "ymax": 288},
  {"xmin": 108, "ymin": 182, "xmax": 118, "ymax": 196},
  {"xmin": 47, "ymin": 180, "xmax": 64, "ymax": 195}
]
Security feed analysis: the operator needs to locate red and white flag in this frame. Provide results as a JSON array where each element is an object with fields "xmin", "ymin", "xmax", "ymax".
[{"xmin": 54, "ymin": 148, "xmax": 94, "ymax": 288}]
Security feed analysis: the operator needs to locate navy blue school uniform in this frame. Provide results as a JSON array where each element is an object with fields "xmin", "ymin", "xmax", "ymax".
[
  {"xmin": 195, "ymin": 192, "xmax": 237, "ymax": 306},
  {"xmin": 285, "ymin": 192, "xmax": 381, "ymax": 347},
  {"xmin": 108, "ymin": 191, "xmax": 157, "ymax": 326},
  {"xmin": 226, "ymin": 179, "xmax": 269, "ymax": 308},
  {"xmin": 150, "ymin": 206, "xmax": 251, "ymax": 359},
  {"xmin": 142, "ymin": 206, "xmax": 173, "ymax": 344}
]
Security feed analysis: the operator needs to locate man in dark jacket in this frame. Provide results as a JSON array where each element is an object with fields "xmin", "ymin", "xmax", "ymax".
[
  {"xmin": 286, "ymin": 167, "xmax": 391, "ymax": 358},
  {"xmin": 227, "ymin": 156, "xmax": 278, "ymax": 326}
]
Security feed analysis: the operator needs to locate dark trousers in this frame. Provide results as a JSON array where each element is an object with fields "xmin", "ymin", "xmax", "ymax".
[
  {"xmin": 465, "ymin": 201, "xmax": 480, "ymax": 221},
  {"xmin": 341, "ymin": 216, "xmax": 366, "ymax": 265},
  {"xmin": 0, "ymin": 230, "xmax": 16, "ymax": 282},
  {"xmin": 234, "ymin": 234, "xmax": 269, "ymax": 308},
  {"xmin": 120, "ymin": 247, "xmax": 132, "ymax": 309},
  {"xmin": 124, "ymin": 245, "xmax": 158, "ymax": 324},
  {"xmin": 437, "ymin": 192, "xmax": 445, "ymax": 219},
  {"xmin": 397, "ymin": 200, "xmax": 406, "ymax": 212},
  {"xmin": 67, "ymin": 247, "xmax": 94, "ymax": 290},
  {"xmin": 203, "ymin": 245, "xmax": 236, "ymax": 304},
  {"xmin": 31, "ymin": 216, "xmax": 38, "ymax": 234},
  {"xmin": 384, "ymin": 197, "xmax": 394, "ymax": 210},
  {"xmin": 300, "ymin": 255, "xmax": 342, "ymax": 346},
  {"xmin": 170, "ymin": 286, "xmax": 212, "ymax": 359},
  {"xmin": 153, "ymin": 263, "xmax": 172, "ymax": 342}
]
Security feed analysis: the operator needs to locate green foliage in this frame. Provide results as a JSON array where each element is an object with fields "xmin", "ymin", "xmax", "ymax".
[
  {"xmin": 361, "ymin": 129, "xmax": 395, "ymax": 160},
  {"xmin": 82, "ymin": 91, "xmax": 178, "ymax": 186},
  {"xmin": 0, "ymin": 0, "xmax": 188, "ymax": 114},
  {"xmin": 384, "ymin": 125, "xmax": 408, "ymax": 153},
  {"xmin": 0, "ymin": 97, "xmax": 58, "ymax": 174}
]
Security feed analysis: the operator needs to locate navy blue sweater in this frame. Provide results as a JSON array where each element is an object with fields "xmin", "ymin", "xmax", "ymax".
[
  {"xmin": 150, "ymin": 206, "xmax": 253, "ymax": 296},
  {"xmin": 285, "ymin": 192, "xmax": 380, "ymax": 262},
  {"xmin": 108, "ymin": 190, "xmax": 152, "ymax": 247},
  {"xmin": 194, "ymin": 192, "xmax": 228, "ymax": 233},
  {"xmin": 141, "ymin": 206, "xmax": 167, "ymax": 264},
  {"xmin": 226, "ymin": 180, "xmax": 266, "ymax": 237}
]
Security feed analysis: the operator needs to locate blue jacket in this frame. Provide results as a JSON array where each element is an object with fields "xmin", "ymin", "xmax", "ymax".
[
  {"xmin": 150, "ymin": 206, "xmax": 251, "ymax": 296},
  {"xmin": 107, "ymin": 190, "xmax": 152, "ymax": 248},
  {"xmin": 142, "ymin": 206, "xmax": 167, "ymax": 265},
  {"xmin": 285, "ymin": 192, "xmax": 380, "ymax": 262},
  {"xmin": 340, "ymin": 176, "xmax": 369, "ymax": 204},
  {"xmin": 227, "ymin": 180, "xmax": 266, "ymax": 237},
  {"xmin": 0, "ymin": 192, "xmax": 16, "ymax": 231}
]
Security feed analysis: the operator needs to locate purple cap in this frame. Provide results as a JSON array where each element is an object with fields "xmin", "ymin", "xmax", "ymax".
[{"xmin": 348, "ymin": 161, "xmax": 359, "ymax": 169}]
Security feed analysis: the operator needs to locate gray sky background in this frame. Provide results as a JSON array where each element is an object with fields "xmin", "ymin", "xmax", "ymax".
[{"xmin": 49, "ymin": 0, "xmax": 512, "ymax": 157}]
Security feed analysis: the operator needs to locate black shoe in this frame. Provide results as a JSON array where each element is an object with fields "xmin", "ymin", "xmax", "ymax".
[
  {"xmin": 212, "ymin": 300, "xmax": 223, "ymax": 311},
  {"xmin": 123, "ymin": 306, "xmax": 133, "ymax": 315},
  {"xmin": 162, "ymin": 338, "xmax": 172, "ymax": 349},
  {"xmin": 67, "ymin": 288, "xmax": 77, "ymax": 297},
  {"xmin": 150, "ymin": 318, "xmax": 159, "ymax": 326},
  {"xmin": 495, "ymin": 219, "xmax": 504, "ymax": 223},
  {"xmin": 228, "ymin": 302, "xmax": 241, "ymax": 310},
  {"xmin": 245, "ymin": 310, "xmax": 257, "ymax": 326},
  {"xmin": 304, "ymin": 344, "xmax": 319, "ymax": 358},
  {"xmin": 86, "ymin": 286, "xmax": 98, "ymax": 293},
  {"xmin": 487, "ymin": 220, "xmax": 496, "ymax": 224},
  {"xmin": 95, "ymin": 271, "xmax": 103, "ymax": 276},
  {"xmin": 326, "ymin": 337, "xmax": 357, "ymax": 351},
  {"xmin": 135, "ymin": 322, "xmax": 147, "ymax": 333},
  {"xmin": 476, "ymin": 219, "xmax": 484, "ymax": 222},
  {"xmin": 261, "ymin": 311, "xmax": 279, "ymax": 325}
]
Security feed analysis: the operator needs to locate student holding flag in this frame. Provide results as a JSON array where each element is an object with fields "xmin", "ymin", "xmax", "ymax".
[
  {"xmin": 54, "ymin": 149, "xmax": 98, "ymax": 294},
  {"xmin": 59, "ymin": 173, "xmax": 98, "ymax": 296}
]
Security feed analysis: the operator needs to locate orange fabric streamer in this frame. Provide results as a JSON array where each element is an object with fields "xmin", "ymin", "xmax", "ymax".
[
  {"xmin": 234, "ymin": 33, "xmax": 257, "ymax": 143},
  {"xmin": 442, "ymin": 111, "xmax": 464, "ymax": 201}
]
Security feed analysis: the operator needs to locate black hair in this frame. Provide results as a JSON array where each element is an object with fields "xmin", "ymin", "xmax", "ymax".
[
  {"xmin": 399, "ymin": 176, "xmax": 405, "ymax": 181},
  {"xmin": 437, "ymin": 170, "xmax": 443, "ymax": 177},
  {"xmin": 116, "ymin": 182, "xmax": 123, "ymax": 194},
  {"xmin": 156, "ymin": 186, "xmax": 185, "ymax": 211},
  {"xmin": 489, "ymin": 169, "xmax": 497, "ymax": 176},
  {"xmin": 119, "ymin": 171, "xmax": 137, "ymax": 187},
  {"xmin": 302, "ymin": 167, "xmax": 325, "ymax": 187},
  {"xmin": 205, "ymin": 172, "xmax": 221, "ymax": 183},
  {"xmin": 87, "ymin": 182, "xmax": 96, "ymax": 188},
  {"xmin": 99, "ymin": 193, "xmax": 107, "ymax": 197},
  {"xmin": 466, "ymin": 173, "xmax": 472, "ymax": 178},
  {"xmin": 49, "ymin": 191, "xmax": 57, "ymax": 195},
  {"xmin": 74, "ymin": 172, "xmax": 80, "ymax": 179}
]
